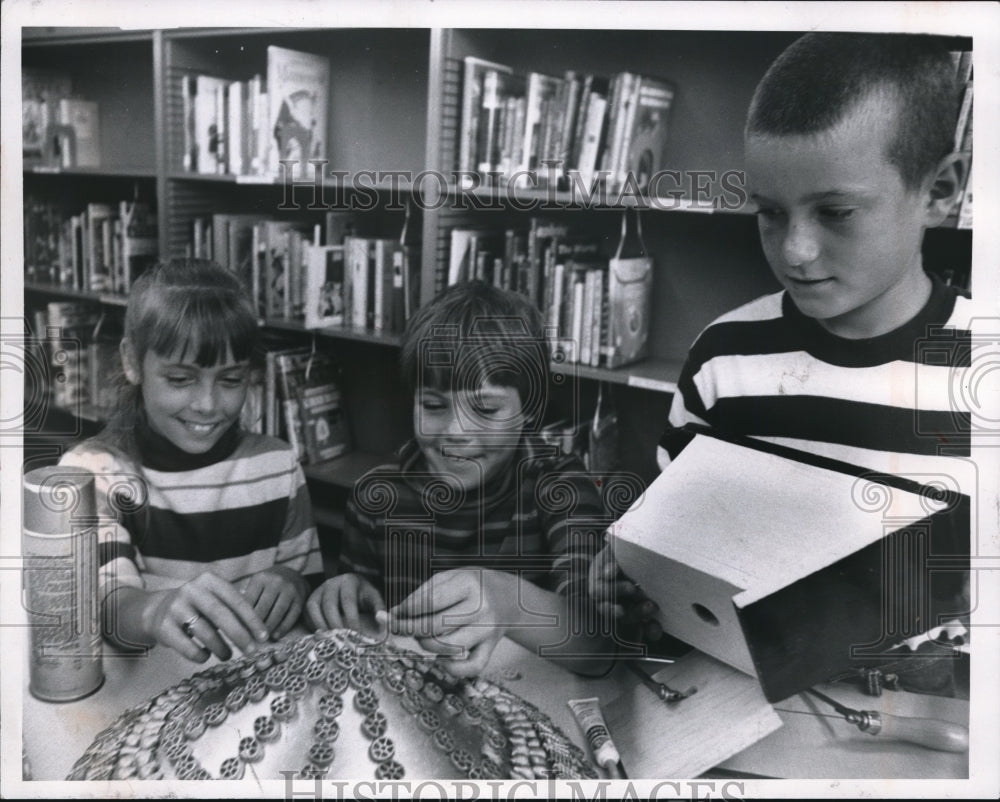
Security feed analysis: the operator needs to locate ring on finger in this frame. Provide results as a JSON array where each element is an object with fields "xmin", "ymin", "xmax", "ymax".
[{"xmin": 181, "ymin": 614, "xmax": 201, "ymax": 639}]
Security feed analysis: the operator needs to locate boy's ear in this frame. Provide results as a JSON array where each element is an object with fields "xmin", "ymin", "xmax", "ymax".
[
  {"xmin": 120, "ymin": 339, "xmax": 141, "ymax": 385},
  {"xmin": 923, "ymin": 151, "xmax": 970, "ymax": 227}
]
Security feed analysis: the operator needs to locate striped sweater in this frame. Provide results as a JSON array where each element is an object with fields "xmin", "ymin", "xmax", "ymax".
[
  {"xmin": 660, "ymin": 274, "xmax": 974, "ymax": 488},
  {"xmin": 340, "ymin": 438, "xmax": 607, "ymax": 612},
  {"xmin": 60, "ymin": 431, "xmax": 324, "ymax": 606}
]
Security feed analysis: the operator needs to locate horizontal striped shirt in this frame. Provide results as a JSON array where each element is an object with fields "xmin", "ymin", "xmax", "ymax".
[
  {"xmin": 656, "ymin": 275, "xmax": 973, "ymax": 635},
  {"xmin": 660, "ymin": 275, "xmax": 974, "ymax": 490},
  {"xmin": 340, "ymin": 438, "xmax": 607, "ymax": 611},
  {"xmin": 60, "ymin": 432, "xmax": 324, "ymax": 606}
]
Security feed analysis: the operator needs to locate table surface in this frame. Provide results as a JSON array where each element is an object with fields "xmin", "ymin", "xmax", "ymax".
[{"xmin": 22, "ymin": 632, "xmax": 969, "ymax": 782}]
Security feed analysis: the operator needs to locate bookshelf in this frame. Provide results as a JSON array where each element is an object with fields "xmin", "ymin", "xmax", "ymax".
[{"xmin": 22, "ymin": 25, "xmax": 975, "ymax": 502}]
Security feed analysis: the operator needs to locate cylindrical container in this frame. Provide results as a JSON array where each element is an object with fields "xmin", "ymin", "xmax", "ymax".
[{"xmin": 22, "ymin": 465, "xmax": 104, "ymax": 702}]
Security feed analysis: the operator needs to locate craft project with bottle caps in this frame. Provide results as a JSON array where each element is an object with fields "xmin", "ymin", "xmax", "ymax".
[{"xmin": 66, "ymin": 629, "xmax": 599, "ymax": 781}]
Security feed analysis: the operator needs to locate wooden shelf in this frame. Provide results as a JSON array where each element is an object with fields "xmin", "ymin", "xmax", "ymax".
[
  {"xmin": 550, "ymin": 356, "xmax": 684, "ymax": 394},
  {"xmin": 25, "ymin": 282, "xmax": 129, "ymax": 307},
  {"xmin": 262, "ymin": 318, "xmax": 402, "ymax": 348},
  {"xmin": 303, "ymin": 451, "xmax": 394, "ymax": 490},
  {"xmin": 25, "ymin": 165, "xmax": 157, "ymax": 179},
  {"xmin": 22, "ymin": 28, "xmax": 155, "ymax": 46}
]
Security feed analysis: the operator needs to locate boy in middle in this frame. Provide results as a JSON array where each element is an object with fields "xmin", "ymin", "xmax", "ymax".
[{"xmin": 307, "ymin": 280, "xmax": 614, "ymax": 676}]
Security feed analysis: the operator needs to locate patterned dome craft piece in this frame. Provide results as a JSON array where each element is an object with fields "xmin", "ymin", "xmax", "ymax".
[{"xmin": 67, "ymin": 628, "xmax": 599, "ymax": 781}]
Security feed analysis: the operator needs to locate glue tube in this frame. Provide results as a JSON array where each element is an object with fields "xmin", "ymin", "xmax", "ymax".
[{"xmin": 568, "ymin": 697, "xmax": 621, "ymax": 772}]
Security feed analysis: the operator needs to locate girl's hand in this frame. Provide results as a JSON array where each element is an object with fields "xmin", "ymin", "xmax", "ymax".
[
  {"xmin": 388, "ymin": 569, "xmax": 516, "ymax": 677},
  {"xmin": 305, "ymin": 574, "xmax": 385, "ymax": 636},
  {"xmin": 143, "ymin": 572, "xmax": 270, "ymax": 662},
  {"xmin": 588, "ymin": 544, "xmax": 662, "ymax": 644},
  {"xmin": 239, "ymin": 566, "xmax": 308, "ymax": 641}
]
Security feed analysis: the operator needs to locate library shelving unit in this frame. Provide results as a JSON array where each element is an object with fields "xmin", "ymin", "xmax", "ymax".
[{"xmin": 22, "ymin": 26, "xmax": 974, "ymax": 544}]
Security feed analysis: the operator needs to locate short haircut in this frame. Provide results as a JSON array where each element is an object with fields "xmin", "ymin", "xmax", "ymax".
[
  {"xmin": 399, "ymin": 280, "xmax": 549, "ymax": 423},
  {"xmin": 746, "ymin": 33, "xmax": 961, "ymax": 189}
]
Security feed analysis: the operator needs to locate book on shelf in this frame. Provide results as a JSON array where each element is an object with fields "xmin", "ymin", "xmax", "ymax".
[
  {"xmin": 343, "ymin": 235, "xmax": 401, "ymax": 333},
  {"xmin": 184, "ymin": 74, "xmax": 229, "ymax": 174},
  {"xmin": 84, "ymin": 203, "xmax": 115, "ymax": 292},
  {"xmin": 267, "ymin": 45, "xmax": 330, "ymax": 180},
  {"xmin": 447, "ymin": 228, "xmax": 502, "ymax": 287},
  {"xmin": 118, "ymin": 200, "xmax": 159, "ymax": 295},
  {"xmin": 476, "ymin": 69, "xmax": 526, "ymax": 179},
  {"xmin": 304, "ymin": 244, "xmax": 346, "ymax": 329},
  {"xmin": 260, "ymin": 220, "xmax": 313, "ymax": 319},
  {"xmin": 516, "ymin": 72, "xmax": 564, "ymax": 188},
  {"xmin": 227, "ymin": 80, "xmax": 250, "ymax": 176},
  {"xmin": 456, "ymin": 57, "xmax": 676, "ymax": 194},
  {"xmin": 458, "ymin": 56, "xmax": 514, "ymax": 183},
  {"xmin": 574, "ymin": 86, "xmax": 609, "ymax": 191},
  {"xmin": 22, "ymin": 68, "xmax": 72, "ymax": 164},
  {"xmin": 274, "ymin": 349, "xmax": 351, "ymax": 464},
  {"xmin": 23, "ymin": 196, "xmax": 62, "ymax": 284},
  {"xmin": 620, "ymin": 75, "xmax": 675, "ymax": 193},
  {"xmin": 56, "ymin": 98, "xmax": 101, "ymax": 168},
  {"xmin": 198, "ymin": 213, "xmax": 258, "ymax": 299}
]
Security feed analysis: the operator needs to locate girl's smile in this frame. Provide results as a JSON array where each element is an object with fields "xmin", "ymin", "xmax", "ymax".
[{"xmin": 126, "ymin": 343, "xmax": 250, "ymax": 455}]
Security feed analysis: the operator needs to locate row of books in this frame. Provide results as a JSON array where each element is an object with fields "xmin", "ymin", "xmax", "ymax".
[
  {"xmin": 459, "ymin": 57, "xmax": 675, "ymax": 193},
  {"xmin": 262, "ymin": 344, "xmax": 350, "ymax": 465},
  {"xmin": 25, "ymin": 197, "xmax": 159, "ymax": 295},
  {"xmin": 447, "ymin": 214, "xmax": 653, "ymax": 369},
  {"xmin": 23, "ymin": 68, "xmax": 101, "ymax": 168},
  {"xmin": 182, "ymin": 45, "xmax": 330, "ymax": 179},
  {"xmin": 188, "ymin": 210, "xmax": 420, "ymax": 335},
  {"xmin": 950, "ymin": 50, "xmax": 973, "ymax": 229}
]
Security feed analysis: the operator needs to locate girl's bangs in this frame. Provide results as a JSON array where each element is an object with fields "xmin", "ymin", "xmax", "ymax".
[{"xmin": 147, "ymin": 291, "xmax": 257, "ymax": 365}]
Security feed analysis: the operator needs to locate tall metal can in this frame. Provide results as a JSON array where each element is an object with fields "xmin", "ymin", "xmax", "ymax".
[{"xmin": 22, "ymin": 465, "xmax": 104, "ymax": 702}]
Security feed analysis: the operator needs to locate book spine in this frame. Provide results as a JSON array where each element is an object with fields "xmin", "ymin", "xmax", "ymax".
[
  {"xmin": 477, "ymin": 69, "xmax": 502, "ymax": 174},
  {"xmin": 228, "ymin": 81, "xmax": 244, "ymax": 176},
  {"xmin": 615, "ymin": 75, "xmax": 642, "ymax": 190},
  {"xmin": 569, "ymin": 74, "xmax": 594, "ymax": 171},
  {"xmin": 580, "ymin": 268, "xmax": 596, "ymax": 366},
  {"xmin": 589, "ymin": 268, "xmax": 603, "ymax": 368},
  {"xmin": 183, "ymin": 75, "xmax": 196, "ymax": 171},
  {"xmin": 578, "ymin": 94, "xmax": 608, "ymax": 190},
  {"xmin": 373, "ymin": 239, "xmax": 386, "ymax": 333},
  {"xmin": 600, "ymin": 74, "xmax": 622, "ymax": 178},
  {"xmin": 283, "ymin": 230, "xmax": 295, "ymax": 319},
  {"xmin": 558, "ymin": 71, "xmax": 581, "ymax": 183},
  {"xmin": 391, "ymin": 245, "xmax": 407, "ymax": 333},
  {"xmin": 347, "ymin": 237, "xmax": 369, "ymax": 329},
  {"xmin": 251, "ymin": 222, "xmax": 263, "ymax": 318},
  {"xmin": 609, "ymin": 73, "xmax": 636, "ymax": 191},
  {"xmin": 214, "ymin": 83, "xmax": 227, "ymax": 174},
  {"xmin": 548, "ymin": 261, "xmax": 565, "ymax": 354},
  {"xmin": 459, "ymin": 59, "xmax": 484, "ymax": 179},
  {"xmin": 570, "ymin": 272, "xmax": 585, "ymax": 364},
  {"xmin": 367, "ymin": 241, "xmax": 378, "ymax": 330}
]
